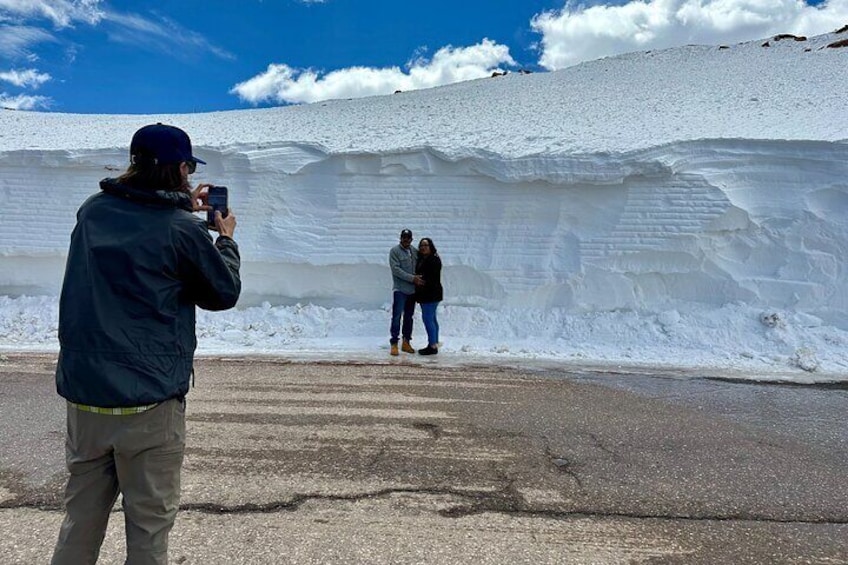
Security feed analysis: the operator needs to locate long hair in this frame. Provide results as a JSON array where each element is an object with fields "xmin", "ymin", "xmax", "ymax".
[
  {"xmin": 117, "ymin": 161, "xmax": 187, "ymax": 192},
  {"xmin": 419, "ymin": 237, "xmax": 438, "ymax": 256}
]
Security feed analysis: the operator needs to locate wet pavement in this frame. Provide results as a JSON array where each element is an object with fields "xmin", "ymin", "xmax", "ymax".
[
  {"xmin": 1, "ymin": 354, "xmax": 846, "ymax": 564},
  {"xmin": 550, "ymin": 367, "xmax": 848, "ymax": 460}
]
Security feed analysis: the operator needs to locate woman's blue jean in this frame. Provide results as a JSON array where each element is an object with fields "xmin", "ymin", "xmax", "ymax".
[{"xmin": 420, "ymin": 301, "xmax": 439, "ymax": 347}]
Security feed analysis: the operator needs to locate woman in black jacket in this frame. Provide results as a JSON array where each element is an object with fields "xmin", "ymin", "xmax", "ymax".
[{"xmin": 414, "ymin": 237, "xmax": 443, "ymax": 355}]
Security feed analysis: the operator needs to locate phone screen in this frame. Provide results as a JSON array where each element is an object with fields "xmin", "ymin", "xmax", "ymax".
[{"xmin": 206, "ymin": 186, "xmax": 228, "ymax": 228}]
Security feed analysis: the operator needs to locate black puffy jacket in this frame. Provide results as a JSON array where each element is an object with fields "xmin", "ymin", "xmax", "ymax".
[
  {"xmin": 415, "ymin": 254, "xmax": 443, "ymax": 303},
  {"xmin": 55, "ymin": 178, "xmax": 241, "ymax": 407}
]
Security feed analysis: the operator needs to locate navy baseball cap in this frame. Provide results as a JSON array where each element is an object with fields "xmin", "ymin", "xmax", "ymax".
[
  {"xmin": 400, "ymin": 229, "xmax": 413, "ymax": 239},
  {"xmin": 130, "ymin": 123, "xmax": 206, "ymax": 167}
]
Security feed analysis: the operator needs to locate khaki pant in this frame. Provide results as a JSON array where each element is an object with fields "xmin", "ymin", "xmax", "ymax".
[{"xmin": 51, "ymin": 398, "xmax": 186, "ymax": 565}]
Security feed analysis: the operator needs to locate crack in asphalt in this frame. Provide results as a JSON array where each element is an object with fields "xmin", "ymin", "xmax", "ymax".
[
  {"xmin": 4, "ymin": 486, "xmax": 847, "ymax": 526},
  {"xmin": 541, "ymin": 436, "xmax": 584, "ymax": 488},
  {"xmin": 703, "ymin": 377, "xmax": 848, "ymax": 390},
  {"xmin": 410, "ymin": 421, "xmax": 442, "ymax": 439},
  {"xmin": 364, "ymin": 444, "xmax": 388, "ymax": 469},
  {"xmin": 585, "ymin": 432, "xmax": 619, "ymax": 459}
]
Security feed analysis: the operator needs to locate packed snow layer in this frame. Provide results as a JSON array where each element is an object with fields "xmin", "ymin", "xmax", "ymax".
[
  {"xmin": 3, "ymin": 140, "xmax": 847, "ymax": 323},
  {"xmin": 1, "ymin": 30, "xmax": 847, "ymax": 377}
]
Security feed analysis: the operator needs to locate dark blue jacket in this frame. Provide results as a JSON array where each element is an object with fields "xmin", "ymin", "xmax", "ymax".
[{"xmin": 56, "ymin": 178, "xmax": 241, "ymax": 407}]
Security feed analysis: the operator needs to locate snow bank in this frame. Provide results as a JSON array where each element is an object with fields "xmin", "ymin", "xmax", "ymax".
[{"xmin": 1, "ymin": 30, "xmax": 847, "ymax": 378}]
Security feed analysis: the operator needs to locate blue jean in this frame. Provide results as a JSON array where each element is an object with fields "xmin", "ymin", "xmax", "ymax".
[
  {"xmin": 420, "ymin": 301, "xmax": 439, "ymax": 347},
  {"xmin": 390, "ymin": 291, "xmax": 415, "ymax": 344}
]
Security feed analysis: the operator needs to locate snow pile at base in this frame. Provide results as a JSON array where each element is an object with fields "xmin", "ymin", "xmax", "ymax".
[{"xmin": 0, "ymin": 30, "xmax": 847, "ymax": 380}]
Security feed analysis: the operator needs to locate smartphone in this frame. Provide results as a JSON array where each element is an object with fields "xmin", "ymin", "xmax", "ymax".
[{"xmin": 206, "ymin": 186, "xmax": 228, "ymax": 228}]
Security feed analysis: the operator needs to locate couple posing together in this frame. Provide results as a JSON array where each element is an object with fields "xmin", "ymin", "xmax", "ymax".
[{"xmin": 389, "ymin": 228, "xmax": 443, "ymax": 356}]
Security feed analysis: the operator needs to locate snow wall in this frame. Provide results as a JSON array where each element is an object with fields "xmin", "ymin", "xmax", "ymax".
[{"xmin": 2, "ymin": 138, "xmax": 847, "ymax": 328}]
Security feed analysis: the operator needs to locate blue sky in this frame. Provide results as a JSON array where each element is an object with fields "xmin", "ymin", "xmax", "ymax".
[{"xmin": 0, "ymin": 0, "xmax": 843, "ymax": 114}]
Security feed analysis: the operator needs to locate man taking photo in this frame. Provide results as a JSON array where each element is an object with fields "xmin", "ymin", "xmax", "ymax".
[{"xmin": 51, "ymin": 123, "xmax": 240, "ymax": 565}]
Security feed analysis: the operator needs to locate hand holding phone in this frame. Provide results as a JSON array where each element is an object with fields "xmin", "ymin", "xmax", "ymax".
[
  {"xmin": 206, "ymin": 186, "xmax": 228, "ymax": 228},
  {"xmin": 214, "ymin": 209, "xmax": 237, "ymax": 239}
]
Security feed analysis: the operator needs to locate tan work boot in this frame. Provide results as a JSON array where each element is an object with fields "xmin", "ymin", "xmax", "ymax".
[
  {"xmin": 401, "ymin": 340, "xmax": 415, "ymax": 354},
  {"xmin": 390, "ymin": 343, "xmax": 399, "ymax": 356}
]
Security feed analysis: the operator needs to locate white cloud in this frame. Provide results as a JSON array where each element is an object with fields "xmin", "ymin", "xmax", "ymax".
[
  {"xmin": 102, "ymin": 11, "xmax": 234, "ymax": 61},
  {"xmin": 231, "ymin": 38, "xmax": 515, "ymax": 105},
  {"xmin": 0, "ymin": 67, "xmax": 50, "ymax": 88},
  {"xmin": 0, "ymin": 0, "xmax": 104, "ymax": 28},
  {"xmin": 0, "ymin": 91, "xmax": 50, "ymax": 110},
  {"xmin": 0, "ymin": 2, "xmax": 99, "ymax": 61},
  {"xmin": 0, "ymin": 4, "xmax": 231, "ymax": 63},
  {"xmin": 0, "ymin": 24, "xmax": 55, "ymax": 59},
  {"xmin": 531, "ymin": 0, "xmax": 848, "ymax": 70}
]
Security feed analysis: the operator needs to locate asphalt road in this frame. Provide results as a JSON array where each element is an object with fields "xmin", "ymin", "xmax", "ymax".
[{"xmin": 1, "ymin": 354, "xmax": 846, "ymax": 564}]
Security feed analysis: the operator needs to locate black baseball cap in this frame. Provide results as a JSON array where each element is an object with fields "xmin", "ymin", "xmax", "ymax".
[
  {"xmin": 400, "ymin": 229, "xmax": 413, "ymax": 239},
  {"xmin": 130, "ymin": 123, "xmax": 206, "ymax": 167}
]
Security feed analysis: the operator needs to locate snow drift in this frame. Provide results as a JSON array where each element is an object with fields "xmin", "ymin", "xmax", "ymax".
[{"xmin": 1, "ymin": 29, "xmax": 847, "ymax": 375}]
